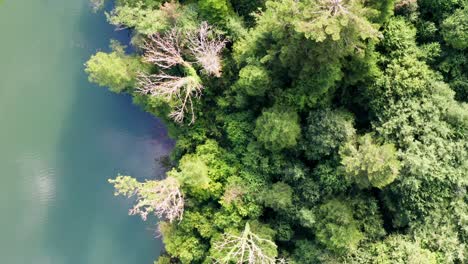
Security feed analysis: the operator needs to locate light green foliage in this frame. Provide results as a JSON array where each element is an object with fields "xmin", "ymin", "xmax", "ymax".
[
  {"xmin": 303, "ymin": 109, "xmax": 355, "ymax": 160},
  {"xmin": 410, "ymin": 202, "xmax": 468, "ymax": 263},
  {"xmin": 235, "ymin": 65, "xmax": 271, "ymax": 96},
  {"xmin": 340, "ymin": 134, "xmax": 400, "ymax": 189},
  {"xmin": 442, "ymin": 8, "xmax": 468, "ymax": 50},
  {"xmin": 107, "ymin": 2, "xmax": 198, "ymax": 35},
  {"xmin": 198, "ymin": 0, "xmax": 233, "ymax": 25},
  {"xmin": 314, "ymin": 199, "xmax": 364, "ymax": 254},
  {"xmin": 260, "ymin": 182, "xmax": 293, "ymax": 211},
  {"xmin": 369, "ymin": 54, "xmax": 441, "ymax": 110},
  {"xmin": 96, "ymin": 0, "xmax": 468, "ymax": 262},
  {"xmin": 170, "ymin": 140, "xmax": 236, "ymax": 200},
  {"xmin": 295, "ymin": 0, "xmax": 381, "ymax": 42},
  {"xmin": 85, "ymin": 41, "xmax": 142, "ymax": 93},
  {"xmin": 254, "ymin": 107, "xmax": 301, "ymax": 151},
  {"xmin": 169, "ymin": 154, "xmax": 210, "ymax": 189},
  {"xmin": 367, "ymin": 0, "xmax": 394, "ymax": 23},
  {"xmin": 108, "ymin": 175, "xmax": 141, "ymax": 197},
  {"xmin": 159, "ymin": 222, "xmax": 208, "ymax": 263},
  {"xmin": 380, "ymin": 17, "xmax": 417, "ymax": 57},
  {"xmin": 375, "ymin": 86, "xmax": 467, "ymax": 226},
  {"xmin": 356, "ymin": 235, "xmax": 438, "ymax": 264}
]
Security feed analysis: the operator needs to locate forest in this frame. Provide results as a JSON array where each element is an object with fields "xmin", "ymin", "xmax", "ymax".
[{"xmin": 86, "ymin": 0, "xmax": 468, "ymax": 263}]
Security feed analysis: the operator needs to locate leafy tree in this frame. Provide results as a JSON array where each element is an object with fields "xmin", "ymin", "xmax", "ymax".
[
  {"xmin": 260, "ymin": 182, "xmax": 293, "ymax": 211},
  {"xmin": 159, "ymin": 221, "xmax": 208, "ymax": 263},
  {"xmin": 442, "ymin": 8, "xmax": 468, "ymax": 50},
  {"xmin": 94, "ymin": 0, "xmax": 468, "ymax": 263},
  {"xmin": 107, "ymin": 2, "xmax": 198, "ymax": 35},
  {"xmin": 254, "ymin": 107, "xmax": 301, "ymax": 151},
  {"xmin": 339, "ymin": 134, "xmax": 400, "ymax": 189},
  {"xmin": 198, "ymin": 0, "xmax": 233, "ymax": 25},
  {"xmin": 338, "ymin": 235, "xmax": 437, "ymax": 264},
  {"xmin": 234, "ymin": 65, "xmax": 271, "ymax": 96},
  {"xmin": 314, "ymin": 199, "xmax": 364, "ymax": 254},
  {"xmin": 294, "ymin": 0, "xmax": 381, "ymax": 43},
  {"xmin": 169, "ymin": 154, "xmax": 210, "ymax": 189},
  {"xmin": 303, "ymin": 108, "xmax": 355, "ymax": 160},
  {"xmin": 85, "ymin": 41, "xmax": 142, "ymax": 93}
]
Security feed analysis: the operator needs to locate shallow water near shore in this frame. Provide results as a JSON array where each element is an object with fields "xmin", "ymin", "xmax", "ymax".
[{"xmin": 0, "ymin": 1, "xmax": 170, "ymax": 263}]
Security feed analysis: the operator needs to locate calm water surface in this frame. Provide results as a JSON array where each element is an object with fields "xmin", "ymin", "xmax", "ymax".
[{"xmin": 0, "ymin": 1, "xmax": 171, "ymax": 263}]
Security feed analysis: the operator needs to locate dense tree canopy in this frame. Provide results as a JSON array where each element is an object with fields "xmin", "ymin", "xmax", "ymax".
[{"xmin": 87, "ymin": 0, "xmax": 468, "ymax": 263}]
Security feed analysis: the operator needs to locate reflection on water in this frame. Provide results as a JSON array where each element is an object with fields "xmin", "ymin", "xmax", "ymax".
[{"xmin": 0, "ymin": 0, "xmax": 170, "ymax": 263}]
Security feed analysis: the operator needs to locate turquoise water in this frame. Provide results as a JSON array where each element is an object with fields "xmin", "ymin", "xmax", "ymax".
[{"xmin": 0, "ymin": 1, "xmax": 170, "ymax": 263}]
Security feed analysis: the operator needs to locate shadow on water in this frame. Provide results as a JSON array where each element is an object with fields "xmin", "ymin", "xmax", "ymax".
[{"xmin": 44, "ymin": 1, "xmax": 173, "ymax": 263}]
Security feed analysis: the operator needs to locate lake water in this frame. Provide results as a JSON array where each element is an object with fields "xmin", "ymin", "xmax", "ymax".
[{"xmin": 0, "ymin": 1, "xmax": 171, "ymax": 263}]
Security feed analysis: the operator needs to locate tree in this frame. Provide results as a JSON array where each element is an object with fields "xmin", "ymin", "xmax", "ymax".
[
  {"xmin": 85, "ymin": 41, "xmax": 142, "ymax": 93},
  {"xmin": 234, "ymin": 65, "xmax": 271, "ymax": 96},
  {"xmin": 109, "ymin": 175, "xmax": 184, "ymax": 222},
  {"xmin": 260, "ymin": 182, "xmax": 293, "ymax": 211},
  {"xmin": 314, "ymin": 199, "xmax": 364, "ymax": 254},
  {"xmin": 212, "ymin": 222, "xmax": 278, "ymax": 264},
  {"xmin": 303, "ymin": 109, "xmax": 355, "ymax": 160},
  {"xmin": 339, "ymin": 133, "xmax": 400, "ymax": 189},
  {"xmin": 137, "ymin": 23, "xmax": 226, "ymax": 124},
  {"xmin": 294, "ymin": 0, "xmax": 381, "ymax": 43},
  {"xmin": 107, "ymin": 1, "xmax": 198, "ymax": 35},
  {"xmin": 367, "ymin": 235, "xmax": 437, "ymax": 264},
  {"xmin": 442, "ymin": 8, "xmax": 468, "ymax": 50},
  {"xmin": 187, "ymin": 22, "xmax": 227, "ymax": 77},
  {"xmin": 254, "ymin": 107, "xmax": 301, "ymax": 151}
]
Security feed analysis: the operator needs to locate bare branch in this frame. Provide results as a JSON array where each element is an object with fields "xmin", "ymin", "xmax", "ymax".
[
  {"xmin": 130, "ymin": 177, "xmax": 184, "ymax": 223},
  {"xmin": 142, "ymin": 29, "xmax": 187, "ymax": 69},
  {"xmin": 188, "ymin": 22, "xmax": 227, "ymax": 77},
  {"xmin": 137, "ymin": 72, "xmax": 203, "ymax": 124},
  {"xmin": 213, "ymin": 223, "xmax": 278, "ymax": 264}
]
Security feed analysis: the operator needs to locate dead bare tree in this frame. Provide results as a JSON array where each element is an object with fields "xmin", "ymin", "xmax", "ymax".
[
  {"xmin": 213, "ymin": 223, "xmax": 278, "ymax": 264},
  {"xmin": 141, "ymin": 29, "xmax": 188, "ymax": 69},
  {"xmin": 188, "ymin": 22, "xmax": 227, "ymax": 77},
  {"xmin": 137, "ymin": 72, "xmax": 203, "ymax": 124},
  {"xmin": 137, "ymin": 22, "xmax": 225, "ymax": 124},
  {"xmin": 109, "ymin": 176, "xmax": 184, "ymax": 223}
]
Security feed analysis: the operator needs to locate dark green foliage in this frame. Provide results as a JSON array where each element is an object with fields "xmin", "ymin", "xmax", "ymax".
[
  {"xmin": 303, "ymin": 109, "xmax": 355, "ymax": 160},
  {"xmin": 90, "ymin": 0, "xmax": 468, "ymax": 263}
]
